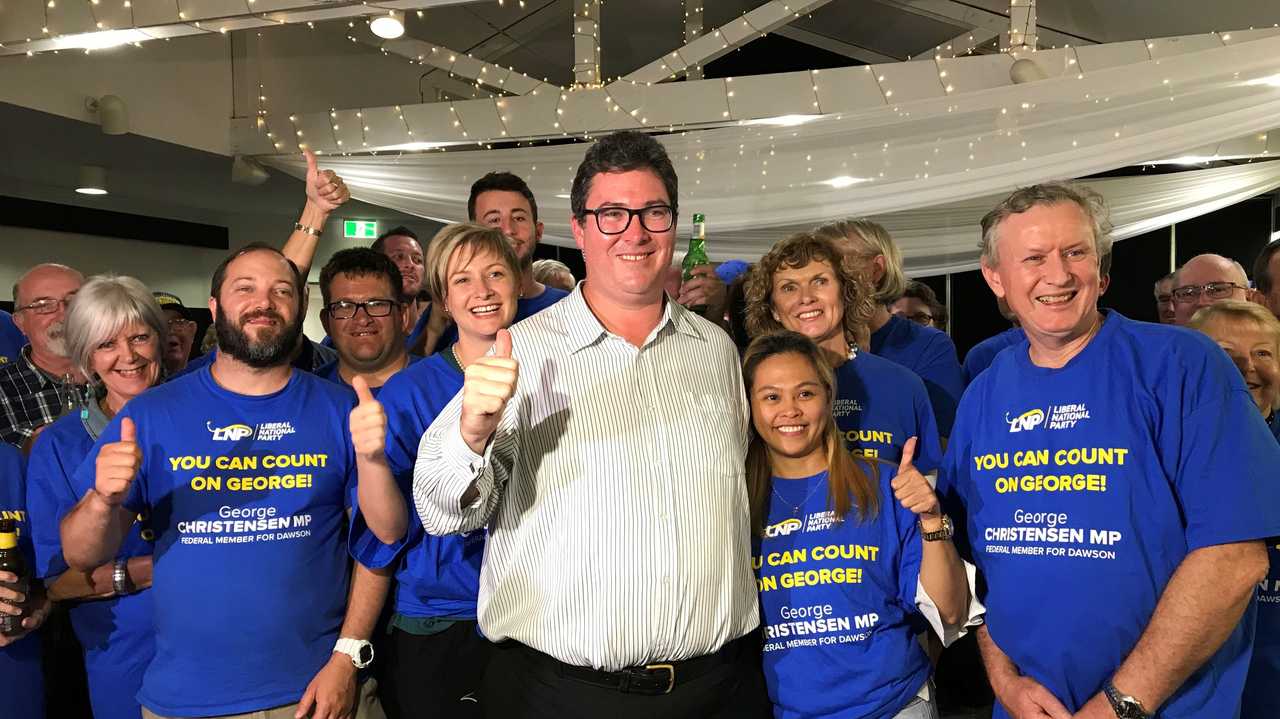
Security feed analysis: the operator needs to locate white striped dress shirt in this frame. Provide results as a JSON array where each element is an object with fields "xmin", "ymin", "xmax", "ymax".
[{"xmin": 413, "ymin": 287, "xmax": 760, "ymax": 671}]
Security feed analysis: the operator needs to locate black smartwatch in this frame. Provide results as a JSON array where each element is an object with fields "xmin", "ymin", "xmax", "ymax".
[{"xmin": 1103, "ymin": 681, "xmax": 1151, "ymax": 719}]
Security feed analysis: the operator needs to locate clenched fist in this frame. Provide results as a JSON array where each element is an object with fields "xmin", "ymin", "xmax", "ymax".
[
  {"xmin": 304, "ymin": 149, "xmax": 349, "ymax": 213},
  {"xmin": 460, "ymin": 329, "xmax": 518, "ymax": 455},
  {"xmin": 349, "ymin": 375, "xmax": 387, "ymax": 461},
  {"xmin": 890, "ymin": 437, "xmax": 941, "ymax": 519},
  {"xmin": 96, "ymin": 417, "xmax": 141, "ymax": 506}
]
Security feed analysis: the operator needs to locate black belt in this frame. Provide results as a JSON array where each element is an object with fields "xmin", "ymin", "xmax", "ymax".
[{"xmin": 511, "ymin": 634, "xmax": 752, "ymax": 696}]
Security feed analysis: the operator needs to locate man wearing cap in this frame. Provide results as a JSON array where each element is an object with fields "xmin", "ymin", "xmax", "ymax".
[{"xmin": 152, "ymin": 292, "xmax": 199, "ymax": 376}]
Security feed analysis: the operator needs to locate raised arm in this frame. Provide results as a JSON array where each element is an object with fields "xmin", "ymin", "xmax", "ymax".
[
  {"xmin": 414, "ymin": 329, "xmax": 519, "ymax": 534},
  {"xmin": 350, "ymin": 376, "xmax": 407, "ymax": 544},
  {"xmin": 891, "ymin": 437, "xmax": 967, "ymax": 625},
  {"xmin": 281, "ymin": 149, "xmax": 350, "ymax": 280},
  {"xmin": 60, "ymin": 417, "xmax": 142, "ymax": 570},
  {"xmin": 1074, "ymin": 540, "xmax": 1268, "ymax": 718}
]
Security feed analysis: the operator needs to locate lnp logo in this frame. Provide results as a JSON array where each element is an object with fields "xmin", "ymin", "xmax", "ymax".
[
  {"xmin": 764, "ymin": 518, "xmax": 803, "ymax": 538},
  {"xmin": 1005, "ymin": 408, "xmax": 1045, "ymax": 433},
  {"xmin": 207, "ymin": 421, "xmax": 253, "ymax": 441}
]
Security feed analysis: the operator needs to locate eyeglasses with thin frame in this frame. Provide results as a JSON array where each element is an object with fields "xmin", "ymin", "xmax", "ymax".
[
  {"xmin": 902, "ymin": 312, "xmax": 934, "ymax": 325},
  {"xmin": 580, "ymin": 205, "xmax": 675, "ymax": 235},
  {"xmin": 325, "ymin": 299, "xmax": 398, "ymax": 320},
  {"xmin": 1171, "ymin": 282, "xmax": 1248, "ymax": 304},
  {"xmin": 16, "ymin": 295, "xmax": 75, "ymax": 315}
]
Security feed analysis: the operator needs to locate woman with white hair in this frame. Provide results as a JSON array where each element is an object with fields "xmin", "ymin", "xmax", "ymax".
[
  {"xmin": 24, "ymin": 274, "xmax": 161, "ymax": 719},
  {"xmin": 814, "ymin": 219, "xmax": 964, "ymax": 438},
  {"xmin": 1188, "ymin": 300, "xmax": 1280, "ymax": 719}
]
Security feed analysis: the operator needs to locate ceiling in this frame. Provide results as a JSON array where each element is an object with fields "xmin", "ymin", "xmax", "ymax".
[
  {"xmin": 0, "ymin": 100, "xmax": 421, "ymax": 226},
  {"xmin": 1, "ymin": 0, "xmax": 1278, "ymax": 234}
]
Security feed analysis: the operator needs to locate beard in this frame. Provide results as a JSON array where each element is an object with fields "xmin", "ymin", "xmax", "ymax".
[
  {"xmin": 214, "ymin": 305, "xmax": 302, "ymax": 368},
  {"xmin": 45, "ymin": 321, "xmax": 68, "ymax": 357}
]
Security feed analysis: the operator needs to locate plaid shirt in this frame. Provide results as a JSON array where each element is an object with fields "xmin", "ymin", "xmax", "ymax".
[{"xmin": 0, "ymin": 345, "xmax": 89, "ymax": 448}]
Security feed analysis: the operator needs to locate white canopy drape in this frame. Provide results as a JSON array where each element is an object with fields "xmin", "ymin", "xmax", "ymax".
[{"xmin": 268, "ymin": 32, "xmax": 1280, "ymax": 274}]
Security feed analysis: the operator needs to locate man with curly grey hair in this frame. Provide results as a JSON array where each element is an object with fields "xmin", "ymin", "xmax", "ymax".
[{"xmin": 938, "ymin": 182, "xmax": 1280, "ymax": 719}]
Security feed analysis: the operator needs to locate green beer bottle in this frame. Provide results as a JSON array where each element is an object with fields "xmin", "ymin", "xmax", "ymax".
[
  {"xmin": 681, "ymin": 213, "xmax": 710, "ymax": 314},
  {"xmin": 0, "ymin": 518, "xmax": 27, "ymax": 636}
]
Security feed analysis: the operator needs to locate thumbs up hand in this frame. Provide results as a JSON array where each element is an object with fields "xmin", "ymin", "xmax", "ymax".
[
  {"xmin": 349, "ymin": 375, "xmax": 387, "ymax": 462},
  {"xmin": 96, "ymin": 417, "xmax": 141, "ymax": 506},
  {"xmin": 303, "ymin": 149, "xmax": 349, "ymax": 213},
  {"xmin": 459, "ymin": 329, "xmax": 519, "ymax": 455},
  {"xmin": 889, "ymin": 437, "xmax": 941, "ymax": 519}
]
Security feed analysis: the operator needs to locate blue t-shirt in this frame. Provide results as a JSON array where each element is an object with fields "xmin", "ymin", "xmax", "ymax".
[
  {"xmin": 27, "ymin": 412, "xmax": 155, "ymax": 719},
  {"xmin": 73, "ymin": 366, "xmax": 360, "ymax": 717},
  {"xmin": 314, "ymin": 354, "xmax": 424, "ymax": 399},
  {"xmin": 0, "ymin": 310, "xmax": 25, "ymax": 366},
  {"xmin": 353, "ymin": 352, "xmax": 484, "ymax": 619},
  {"xmin": 870, "ymin": 314, "xmax": 963, "ymax": 436},
  {"xmin": 755, "ymin": 465, "xmax": 930, "ymax": 718},
  {"xmin": 937, "ymin": 311, "xmax": 1280, "ymax": 718},
  {"xmin": 1244, "ymin": 541, "xmax": 1280, "ymax": 719},
  {"xmin": 962, "ymin": 327, "xmax": 1025, "ymax": 386},
  {"xmin": 0, "ymin": 444, "xmax": 42, "ymax": 719},
  {"xmin": 834, "ymin": 352, "xmax": 943, "ymax": 474},
  {"xmin": 427, "ymin": 286, "xmax": 569, "ymax": 354}
]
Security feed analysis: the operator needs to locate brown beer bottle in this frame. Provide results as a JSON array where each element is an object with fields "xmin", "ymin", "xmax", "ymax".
[{"xmin": 0, "ymin": 517, "xmax": 27, "ymax": 636}]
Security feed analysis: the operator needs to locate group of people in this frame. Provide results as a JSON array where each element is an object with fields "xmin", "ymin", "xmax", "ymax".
[{"xmin": 0, "ymin": 129, "xmax": 1276, "ymax": 719}]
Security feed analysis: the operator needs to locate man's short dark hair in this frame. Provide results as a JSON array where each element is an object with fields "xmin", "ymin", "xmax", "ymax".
[
  {"xmin": 210, "ymin": 242, "xmax": 304, "ymax": 303},
  {"xmin": 319, "ymin": 248, "xmax": 406, "ymax": 305},
  {"xmin": 1254, "ymin": 239, "xmax": 1280, "ymax": 295},
  {"xmin": 570, "ymin": 131, "xmax": 678, "ymax": 220},
  {"xmin": 468, "ymin": 172, "xmax": 539, "ymax": 223},
  {"xmin": 370, "ymin": 226, "xmax": 419, "ymax": 254}
]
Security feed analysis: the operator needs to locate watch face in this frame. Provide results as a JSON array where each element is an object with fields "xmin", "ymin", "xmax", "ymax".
[
  {"xmin": 1117, "ymin": 698, "xmax": 1146, "ymax": 719},
  {"xmin": 358, "ymin": 644, "xmax": 374, "ymax": 664}
]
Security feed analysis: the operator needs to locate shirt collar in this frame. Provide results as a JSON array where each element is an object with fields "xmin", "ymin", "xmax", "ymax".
[{"xmin": 563, "ymin": 285, "xmax": 708, "ymax": 353}]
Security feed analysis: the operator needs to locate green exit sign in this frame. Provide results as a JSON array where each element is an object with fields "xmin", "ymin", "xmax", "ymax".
[{"xmin": 344, "ymin": 220, "xmax": 379, "ymax": 239}]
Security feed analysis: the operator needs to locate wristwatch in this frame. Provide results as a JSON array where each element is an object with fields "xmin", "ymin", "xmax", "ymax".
[
  {"xmin": 919, "ymin": 515, "xmax": 954, "ymax": 541},
  {"xmin": 334, "ymin": 637, "xmax": 374, "ymax": 669},
  {"xmin": 1103, "ymin": 680, "xmax": 1151, "ymax": 719},
  {"xmin": 111, "ymin": 559, "xmax": 134, "ymax": 596}
]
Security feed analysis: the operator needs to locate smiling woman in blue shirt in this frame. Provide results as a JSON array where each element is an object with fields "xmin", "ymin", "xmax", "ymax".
[
  {"xmin": 743, "ymin": 231, "xmax": 944, "ymax": 475},
  {"xmin": 744, "ymin": 330, "xmax": 971, "ymax": 719}
]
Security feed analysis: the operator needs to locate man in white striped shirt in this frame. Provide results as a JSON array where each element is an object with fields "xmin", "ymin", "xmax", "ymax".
[{"xmin": 413, "ymin": 130, "xmax": 767, "ymax": 717}]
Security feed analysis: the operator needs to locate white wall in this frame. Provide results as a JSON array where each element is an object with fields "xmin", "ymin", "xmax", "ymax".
[{"xmin": 0, "ymin": 35, "xmax": 234, "ymax": 155}]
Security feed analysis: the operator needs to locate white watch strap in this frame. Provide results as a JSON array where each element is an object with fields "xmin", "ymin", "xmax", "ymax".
[{"xmin": 333, "ymin": 637, "xmax": 373, "ymax": 669}]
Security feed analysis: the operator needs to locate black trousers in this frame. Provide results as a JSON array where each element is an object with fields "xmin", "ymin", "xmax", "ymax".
[
  {"xmin": 479, "ymin": 634, "xmax": 772, "ymax": 719},
  {"xmin": 377, "ymin": 621, "xmax": 493, "ymax": 719}
]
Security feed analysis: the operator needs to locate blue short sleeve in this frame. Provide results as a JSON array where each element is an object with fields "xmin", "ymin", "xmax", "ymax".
[
  {"xmin": 25, "ymin": 428, "xmax": 85, "ymax": 579},
  {"xmin": 912, "ymin": 389, "xmax": 944, "ymax": 475},
  {"xmin": 1165, "ymin": 339, "xmax": 1280, "ymax": 551}
]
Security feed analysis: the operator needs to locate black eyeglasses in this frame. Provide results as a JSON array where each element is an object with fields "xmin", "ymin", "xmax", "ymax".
[
  {"xmin": 902, "ymin": 312, "xmax": 934, "ymax": 325},
  {"xmin": 16, "ymin": 295, "xmax": 75, "ymax": 315},
  {"xmin": 580, "ymin": 205, "xmax": 675, "ymax": 235},
  {"xmin": 1171, "ymin": 282, "xmax": 1247, "ymax": 305},
  {"xmin": 325, "ymin": 299, "xmax": 398, "ymax": 320}
]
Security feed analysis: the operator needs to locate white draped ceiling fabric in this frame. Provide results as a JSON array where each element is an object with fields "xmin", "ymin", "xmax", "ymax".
[{"xmin": 267, "ymin": 32, "xmax": 1280, "ymax": 274}]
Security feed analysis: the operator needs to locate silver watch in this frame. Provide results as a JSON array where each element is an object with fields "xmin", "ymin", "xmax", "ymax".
[{"xmin": 111, "ymin": 559, "xmax": 133, "ymax": 595}]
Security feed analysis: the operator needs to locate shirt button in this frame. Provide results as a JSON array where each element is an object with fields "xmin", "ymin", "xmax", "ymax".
[{"xmin": 662, "ymin": 576, "xmax": 671, "ymax": 585}]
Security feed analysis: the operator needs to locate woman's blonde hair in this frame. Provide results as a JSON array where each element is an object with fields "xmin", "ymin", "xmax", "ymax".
[
  {"xmin": 813, "ymin": 218, "xmax": 906, "ymax": 304},
  {"xmin": 742, "ymin": 331, "xmax": 880, "ymax": 536},
  {"xmin": 1188, "ymin": 300, "xmax": 1280, "ymax": 353},
  {"xmin": 424, "ymin": 223, "xmax": 522, "ymax": 306},
  {"xmin": 743, "ymin": 231, "xmax": 875, "ymax": 350}
]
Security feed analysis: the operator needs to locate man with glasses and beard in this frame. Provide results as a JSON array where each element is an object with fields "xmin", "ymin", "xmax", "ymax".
[
  {"xmin": 61, "ymin": 243, "xmax": 391, "ymax": 719},
  {"xmin": 0, "ymin": 263, "xmax": 87, "ymax": 450}
]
